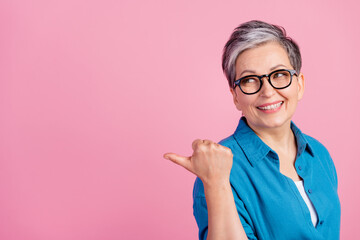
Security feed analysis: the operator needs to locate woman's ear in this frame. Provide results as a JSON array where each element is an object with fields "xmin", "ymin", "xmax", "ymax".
[
  {"xmin": 296, "ymin": 72, "xmax": 305, "ymax": 101},
  {"xmin": 230, "ymin": 87, "xmax": 242, "ymax": 111}
]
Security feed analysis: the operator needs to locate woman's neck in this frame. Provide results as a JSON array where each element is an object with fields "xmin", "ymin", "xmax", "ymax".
[{"xmin": 247, "ymin": 120, "xmax": 296, "ymax": 154}]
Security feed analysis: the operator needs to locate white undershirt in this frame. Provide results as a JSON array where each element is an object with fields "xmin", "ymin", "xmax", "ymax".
[{"xmin": 294, "ymin": 180, "xmax": 318, "ymax": 227}]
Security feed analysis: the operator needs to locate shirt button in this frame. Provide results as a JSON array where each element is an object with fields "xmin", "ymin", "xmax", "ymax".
[
  {"xmin": 308, "ymin": 189, "xmax": 312, "ymax": 194},
  {"xmin": 320, "ymin": 220, "xmax": 324, "ymax": 225},
  {"xmin": 298, "ymin": 165, "xmax": 302, "ymax": 170}
]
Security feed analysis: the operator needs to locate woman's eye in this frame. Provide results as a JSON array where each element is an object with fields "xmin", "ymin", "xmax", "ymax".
[
  {"xmin": 273, "ymin": 71, "xmax": 290, "ymax": 79},
  {"xmin": 274, "ymin": 73, "xmax": 284, "ymax": 78},
  {"xmin": 243, "ymin": 78, "xmax": 257, "ymax": 84}
]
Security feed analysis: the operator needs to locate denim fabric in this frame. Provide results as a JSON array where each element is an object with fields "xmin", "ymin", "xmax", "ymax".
[{"xmin": 193, "ymin": 117, "xmax": 341, "ymax": 240}]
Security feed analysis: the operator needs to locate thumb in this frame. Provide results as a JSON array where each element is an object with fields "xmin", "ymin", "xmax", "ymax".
[{"xmin": 164, "ymin": 153, "xmax": 192, "ymax": 172}]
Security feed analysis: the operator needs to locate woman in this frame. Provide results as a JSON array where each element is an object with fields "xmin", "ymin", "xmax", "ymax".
[{"xmin": 163, "ymin": 20, "xmax": 341, "ymax": 240}]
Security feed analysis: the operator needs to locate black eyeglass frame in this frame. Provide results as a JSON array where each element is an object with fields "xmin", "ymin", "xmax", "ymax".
[{"xmin": 233, "ymin": 69, "xmax": 298, "ymax": 95}]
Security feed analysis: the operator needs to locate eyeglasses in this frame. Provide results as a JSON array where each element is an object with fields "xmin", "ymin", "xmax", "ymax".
[{"xmin": 233, "ymin": 69, "xmax": 298, "ymax": 95}]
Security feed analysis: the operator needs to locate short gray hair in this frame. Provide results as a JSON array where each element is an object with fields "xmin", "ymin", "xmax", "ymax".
[{"xmin": 222, "ymin": 20, "xmax": 302, "ymax": 88}]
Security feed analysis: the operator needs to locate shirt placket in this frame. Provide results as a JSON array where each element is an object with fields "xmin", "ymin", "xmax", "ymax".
[{"xmin": 295, "ymin": 152, "xmax": 325, "ymax": 231}]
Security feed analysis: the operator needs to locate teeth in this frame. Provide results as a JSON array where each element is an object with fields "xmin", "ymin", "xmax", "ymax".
[{"xmin": 258, "ymin": 102, "xmax": 283, "ymax": 110}]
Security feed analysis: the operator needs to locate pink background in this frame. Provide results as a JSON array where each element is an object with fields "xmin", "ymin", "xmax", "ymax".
[{"xmin": 1, "ymin": 0, "xmax": 359, "ymax": 239}]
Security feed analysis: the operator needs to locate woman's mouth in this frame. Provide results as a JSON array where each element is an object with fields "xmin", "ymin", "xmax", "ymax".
[{"xmin": 256, "ymin": 101, "xmax": 284, "ymax": 112}]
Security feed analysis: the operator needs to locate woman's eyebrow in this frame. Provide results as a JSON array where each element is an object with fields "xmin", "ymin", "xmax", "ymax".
[
  {"xmin": 270, "ymin": 64, "xmax": 287, "ymax": 71},
  {"xmin": 239, "ymin": 69, "xmax": 256, "ymax": 77},
  {"xmin": 239, "ymin": 64, "xmax": 287, "ymax": 78}
]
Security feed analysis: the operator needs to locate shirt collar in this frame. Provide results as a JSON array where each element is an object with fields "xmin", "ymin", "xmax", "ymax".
[
  {"xmin": 291, "ymin": 120, "xmax": 314, "ymax": 158},
  {"xmin": 233, "ymin": 117, "xmax": 314, "ymax": 166}
]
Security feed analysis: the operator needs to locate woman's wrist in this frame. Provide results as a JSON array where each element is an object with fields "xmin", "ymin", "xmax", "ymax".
[{"xmin": 203, "ymin": 178, "xmax": 231, "ymax": 192}]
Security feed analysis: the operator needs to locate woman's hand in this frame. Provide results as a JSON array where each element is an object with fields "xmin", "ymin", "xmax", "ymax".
[
  {"xmin": 165, "ymin": 140, "xmax": 247, "ymax": 239},
  {"xmin": 164, "ymin": 139, "xmax": 233, "ymax": 187}
]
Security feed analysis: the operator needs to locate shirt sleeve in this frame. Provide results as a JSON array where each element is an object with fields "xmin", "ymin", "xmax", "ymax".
[
  {"xmin": 193, "ymin": 196, "xmax": 209, "ymax": 240},
  {"xmin": 325, "ymin": 150, "xmax": 338, "ymax": 191},
  {"xmin": 306, "ymin": 136, "xmax": 338, "ymax": 191},
  {"xmin": 231, "ymin": 185, "xmax": 258, "ymax": 240},
  {"xmin": 193, "ymin": 177, "xmax": 258, "ymax": 240}
]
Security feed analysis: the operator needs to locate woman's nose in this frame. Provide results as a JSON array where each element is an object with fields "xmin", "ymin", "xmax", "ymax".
[{"xmin": 259, "ymin": 77, "xmax": 276, "ymax": 97}]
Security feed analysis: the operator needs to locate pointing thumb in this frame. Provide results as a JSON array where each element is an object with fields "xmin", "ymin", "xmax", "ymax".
[{"xmin": 164, "ymin": 153, "xmax": 192, "ymax": 171}]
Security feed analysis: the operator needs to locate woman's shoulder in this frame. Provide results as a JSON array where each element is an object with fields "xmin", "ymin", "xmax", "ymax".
[
  {"xmin": 303, "ymin": 133, "xmax": 331, "ymax": 156},
  {"xmin": 302, "ymin": 133, "xmax": 338, "ymax": 188},
  {"xmin": 217, "ymin": 134, "xmax": 237, "ymax": 149}
]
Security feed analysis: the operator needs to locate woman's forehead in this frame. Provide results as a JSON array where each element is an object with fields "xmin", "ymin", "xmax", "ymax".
[{"xmin": 235, "ymin": 42, "xmax": 291, "ymax": 76}]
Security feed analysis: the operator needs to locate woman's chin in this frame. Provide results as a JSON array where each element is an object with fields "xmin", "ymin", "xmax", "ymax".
[{"xmin": 247, "ymin": 116, "xmax": 291, "ymax": 131}]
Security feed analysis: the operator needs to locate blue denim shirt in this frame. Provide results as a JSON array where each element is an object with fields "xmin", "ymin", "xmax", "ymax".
[{"xmin": 193, "ymin": 117, "xmax": 341, "ymax": 240}]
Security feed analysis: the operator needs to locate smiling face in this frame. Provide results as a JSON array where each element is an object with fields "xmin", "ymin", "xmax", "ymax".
[{"xmin": 230, "ymin": 41, "xmax": 305, "ymax": 132}]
